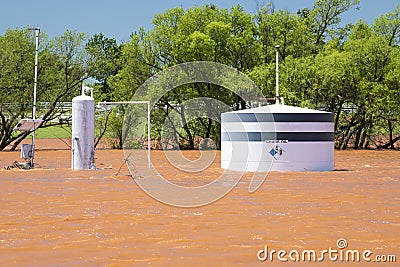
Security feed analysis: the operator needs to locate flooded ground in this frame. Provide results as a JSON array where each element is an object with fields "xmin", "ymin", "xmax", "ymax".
[{"xmin": 0, "ymin": 141, "xmax": 399, "ymax": 266}]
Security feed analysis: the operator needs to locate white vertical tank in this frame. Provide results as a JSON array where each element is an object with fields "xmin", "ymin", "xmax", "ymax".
[
  {"xmin": 221, "ymin": 104, "xmax": 334, "ymax": 172},
  {"xmin": 72, "ymin": 95, "xmax": 95, "ymax": 170}
]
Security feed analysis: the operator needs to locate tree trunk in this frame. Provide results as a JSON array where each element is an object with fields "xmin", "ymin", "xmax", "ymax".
[
  {"xmin": 337, "ymin": 120, "xmax": 352, "ymax": 149},
  {"xmin": 10, "ymin": 131, "xmax": 31, "ymax": 151},
  {"xmin": 343, "ymin": 128, "xmax": 356, "ymax": 150},
  {"xmin": 94, "ymin": 110, "xmax": 112, "ymax": 148},
  {"xmin": 334, "ymin": 101, "xmax": 343, "ymax": 133},
  {"xmin": 180, "ymin": 106, "xmax": 194, "ymax": 149},
  {"xmin": 360, "ymin": 125, "xmax": 369, "ymax": 149},
  {"xmin": 161, "ymin": 102, "xmax": 183, "ymax": 149},
  {"xmin": 353, "ymin": 120, "xmax": 365, "ymax": 149},
  {"xmin": 388, "ymin": 120, "xmax": 394, "ymax": 149},
  {"xmin": 360, "ymin": 128, "xmax": 368, "ymax": 149},
  {"xmin": 377, "ymin": 136, "xmax": 400, "ymax": 149},
  {"xmin": 205, "ymin": 118, "xmax": 212, "ymax": 139},
  {"xmin": 202, "ymin": 117, "xmax": 213, "ymax": 149},
  {"xmin": 353, "ymin": 127, "xmax": 361, "ymax": 149}
]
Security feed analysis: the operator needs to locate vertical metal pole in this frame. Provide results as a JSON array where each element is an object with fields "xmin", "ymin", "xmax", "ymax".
[
  {"xmin": 31, "ymin": 27, "xmax": 40, "ymax": 167},
  {"xmin": 275, "ymin": 45, "xmax": 280, "ymax": 105},
  {"xmin": 147, "ymin": 101, "xmax": 151, "ymax": 168}
]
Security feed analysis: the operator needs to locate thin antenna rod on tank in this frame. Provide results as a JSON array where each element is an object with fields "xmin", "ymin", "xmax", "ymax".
[{"xmin": 275, "ymin": 45, "xmax": 280, "ymax": 105}]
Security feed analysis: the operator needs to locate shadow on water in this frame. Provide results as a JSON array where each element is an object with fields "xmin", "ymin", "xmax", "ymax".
[{"xmin": 334, "ymin": 168, "xmax": 351, "ymax": 172}]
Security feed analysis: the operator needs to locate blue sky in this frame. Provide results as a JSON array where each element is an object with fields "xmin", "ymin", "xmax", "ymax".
[{"xmin": 1, "ymin": 0, "xmax": 398, "ymax": 43}]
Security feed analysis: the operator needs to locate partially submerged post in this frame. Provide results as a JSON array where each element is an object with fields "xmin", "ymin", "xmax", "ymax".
[
  {"xmin": 28, "ymin": 27, "xmax": 40, "ymax": 167},
  {"xmin": 71, "ymin": 87, "xmax": 95, "ymax": 170},
  {"xmin": 12, "ymin": 27, "xmax": 41, "ymax": 168}
]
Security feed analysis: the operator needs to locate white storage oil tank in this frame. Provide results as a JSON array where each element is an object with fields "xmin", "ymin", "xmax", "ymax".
[
  {"xmin": 71, "ymin": 95, "xmax": 95, "ymax": 170},
  {"xmin": 221, "ymin": 104, "xmax": 334, "ymax": 172}
]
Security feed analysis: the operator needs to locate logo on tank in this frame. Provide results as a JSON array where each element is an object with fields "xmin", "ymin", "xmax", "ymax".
[{"xmin": 266, "ymin": 140, "xmax": 287, "ymax": 160}]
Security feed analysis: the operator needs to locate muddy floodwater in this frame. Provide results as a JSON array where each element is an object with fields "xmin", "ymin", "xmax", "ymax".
[{"xmin": 0, "ymin": 144, "xmax": 399, "ymax": 266}]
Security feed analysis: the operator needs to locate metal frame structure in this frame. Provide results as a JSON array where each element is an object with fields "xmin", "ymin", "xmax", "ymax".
[
  {"xmin": 97, "ymin": 101, "xmax": 151, "ymax": 168},
  {"xmin": 29, "ymin": 27, "xmax": 40, "ymax": 167},
  {"xmin": 12, "ymin": 27, "xmax": 41, "ymax": 167}
]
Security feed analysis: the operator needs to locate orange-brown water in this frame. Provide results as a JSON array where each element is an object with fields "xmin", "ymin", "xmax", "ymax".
[{"xmin": 0, "ymin": 146, "xmax": 399, "ymax": 266}]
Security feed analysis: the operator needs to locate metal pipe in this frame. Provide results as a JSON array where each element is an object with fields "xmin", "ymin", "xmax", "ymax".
[
  {"xmin": 275, "ymin": 45, "xmax": 280, "ymax": 105},
  {"xmin": 29, "ymin": 27, "xmax": 40, "ymax": 167},
  {"xmin": 97, "ymin": 101, "xmax": 150, "ymax": 105},
  {"xmin": 147, "ymin": 101, "xmax": 151, "ymax": 168},
  {"xmin": 81, "ymin": 84, "xmax": 94, "ymax": 97}
]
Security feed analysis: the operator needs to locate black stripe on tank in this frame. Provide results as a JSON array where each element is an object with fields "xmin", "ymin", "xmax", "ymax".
[
  {"xmin": 221, "ymin": 132, "xmax": 334, "ymax": 142},
  {"xmin": 221, "ymin": 113, "xmax": 334, "ymax": 123}
]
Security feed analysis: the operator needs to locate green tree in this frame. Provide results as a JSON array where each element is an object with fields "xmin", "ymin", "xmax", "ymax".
[
  {"xmin": 0, "ymin": 29, "xmax": 91, "ymax": 151},
  {"xmin": 372, "ymin": 4, "xmax": 400, "ymax": 46},
  {"xmin": 37, "ymin": 30, "xmax": 91, "ymax": 134},
  {"xmin": 86, "ymin": 33, "xmax": 122, "ymax": 101},
  {"xmin": 256, "ymin": 6, "xmax": 314, "ymax": 62},
  {"xmin": 250, "ymin": 7, "xmax": 399, "ymax": 150},
  {"xmin": 108, "ymin": 5, "xmax": 263, "ymax": 149},
  {"xmin": 0, "ymin": 29, "xmax": 34, "ymax": 150},
  {"xmin": 310, "ymin": 0, "xmax": 360, "ymax": 47}
]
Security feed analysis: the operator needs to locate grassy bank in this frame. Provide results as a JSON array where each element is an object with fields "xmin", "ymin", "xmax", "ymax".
[{"xmin": 29, "ymin": 125, "xmax": 72, "ymax": 139}]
